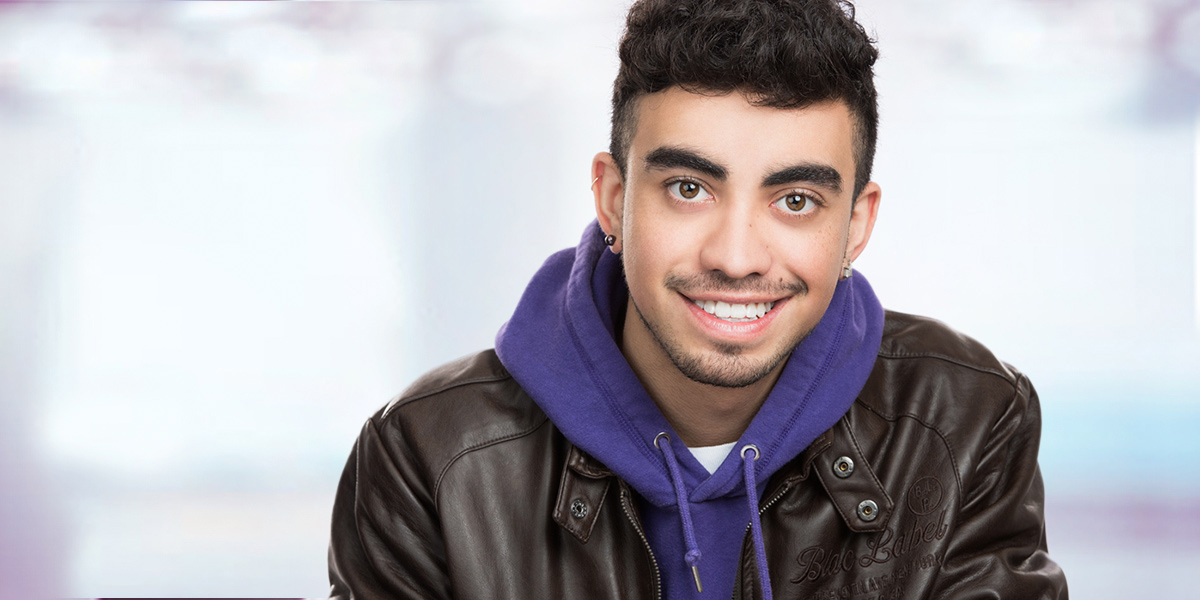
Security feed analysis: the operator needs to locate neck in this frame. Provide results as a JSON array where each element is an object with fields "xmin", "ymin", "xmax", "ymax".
[{"xmin": 620, "ymin": 298, "xmax": 785, "ymax": 448}]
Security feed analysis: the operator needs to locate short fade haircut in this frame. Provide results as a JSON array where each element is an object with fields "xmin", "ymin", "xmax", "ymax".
[{"xmin": 610, "ymin": 0, "xmax": 880, "ymax": 199}]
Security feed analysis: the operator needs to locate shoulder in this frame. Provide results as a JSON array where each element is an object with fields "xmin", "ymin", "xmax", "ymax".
[
  {"xmin": 858, "ymin": 310, "xmax": 1037, "ymax": 435},
  {"xmin": 877, "ymin": 310, "xmax": 1020, "ymax": 383},
  {"xmin": 849, "ymin": 311, "xmax": 1043, "ymax": 501},
  {"xmin": 382, "ymin": 348, "xmax": 522, "ymax": 417},
  {"xmin": 365, "ymin": 350, "xmax": 551, "ymax": 490}
]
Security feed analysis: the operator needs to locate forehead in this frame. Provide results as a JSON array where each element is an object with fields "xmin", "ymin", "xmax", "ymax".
[{"xmin": 629, "ymin": 88, "xmax": 856, "ymax": 183}]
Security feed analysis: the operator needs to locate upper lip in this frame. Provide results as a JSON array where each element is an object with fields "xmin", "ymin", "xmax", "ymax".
[{"xmin": 680, "ymin": 292, "xmax": 784, "ymax": 304}]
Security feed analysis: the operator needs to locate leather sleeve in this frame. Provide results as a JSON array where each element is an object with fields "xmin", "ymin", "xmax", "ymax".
[
  {"xmin": 328, "ymin": 416, "xmax": 452, "ymax": 600},
  {"xmin": 930, "ymin": 374, "xmax": 1068, "ymax": 599}
]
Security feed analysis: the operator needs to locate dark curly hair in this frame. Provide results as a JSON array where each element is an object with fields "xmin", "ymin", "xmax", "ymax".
[{"xmin": 610, "ymin": 0, "xmax": 879, "ymax": 198}]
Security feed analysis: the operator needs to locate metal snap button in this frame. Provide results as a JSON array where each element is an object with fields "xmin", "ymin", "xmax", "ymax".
[
  {"xmin": 833, "ymin": 456, "xmax": 855, "ymax": 478},
  {"xmin": 857, "ymin": 499, "xmax": 879, "ymax": 522},
  {"xmin": 570, "ymin": 498, "xmax": 588, "ymax": 519}
]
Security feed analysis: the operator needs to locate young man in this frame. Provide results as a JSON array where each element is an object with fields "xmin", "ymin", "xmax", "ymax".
[{"xmin": 329, "ymin": 1, "xmax": 1068, "ymax": 598}]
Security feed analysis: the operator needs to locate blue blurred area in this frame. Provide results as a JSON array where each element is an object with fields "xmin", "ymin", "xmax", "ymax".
[
  {"xmin": 0, "ymin": 1, "xmax": 1197, "ymax": 598},
  {"xmin": 1042, "ymin": 384, "xmax": 1200, "ymax": 496}
]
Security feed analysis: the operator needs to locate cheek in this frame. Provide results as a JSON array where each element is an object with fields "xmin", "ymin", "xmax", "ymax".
[
  {"xmin": 777, "ymin": 222, "xmax": 847, "ymax": 280},
  {"xmin": 621, "ymin": 191, "xmax": 686, "ymax": 268},
  {"xmin": 623, "ymin": 229, "xmax": 673, "ymax": 290},
  {"xmin": 620, "ymin": 215, "xmax": 660, "ymax": 293}
]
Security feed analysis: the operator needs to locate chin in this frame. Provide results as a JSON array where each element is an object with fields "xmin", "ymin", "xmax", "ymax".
[
  {"xmin": 675, "ymin": 342, "xmax": 797, "ymax": 388},
  {"xmin": 663, "ymin": 327, "xmax": 799, "ymax": 389}
]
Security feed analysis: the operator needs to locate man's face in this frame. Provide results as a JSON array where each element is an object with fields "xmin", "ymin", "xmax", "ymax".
[{"xmin": 597, "ymin": 88, "xmax": 878, "ymax": 389}]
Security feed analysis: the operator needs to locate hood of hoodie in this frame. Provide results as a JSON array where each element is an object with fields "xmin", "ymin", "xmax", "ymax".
[{"xmin": 495, "ymin": 220, "xmax": 883, "ymax": 508}]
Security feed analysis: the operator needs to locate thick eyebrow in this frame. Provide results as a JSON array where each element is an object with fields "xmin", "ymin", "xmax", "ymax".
[
  {"xmin": 643, "ymin": 146, "xmax": 728, "ymax": 181},
  {"xmin": 762, "ymin": 163, "xmax": 844, "ymax": 194}
]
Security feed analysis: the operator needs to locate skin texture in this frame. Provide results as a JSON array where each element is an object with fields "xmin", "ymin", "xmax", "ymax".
[{"xmin": 592, "ymin": 87, "xmax": 881, "ymax": 447}]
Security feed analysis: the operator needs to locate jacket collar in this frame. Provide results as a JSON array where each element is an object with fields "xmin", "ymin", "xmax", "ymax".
[
  {"xmin": 556, "ymin": 405, "xmax": 894, "ymax": 539},
  {"xmin": 809, "ymin": 414, "xmax": 894, "ymax": 532},
  {"xmin": 553, "ymin": 445, "xmax": 614, "ymax": 543}
]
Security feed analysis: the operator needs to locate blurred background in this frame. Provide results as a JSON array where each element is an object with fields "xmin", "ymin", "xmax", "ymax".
[{"xmin": 1, "ymin": 0, "xmax": 1197, "ymax": 597}]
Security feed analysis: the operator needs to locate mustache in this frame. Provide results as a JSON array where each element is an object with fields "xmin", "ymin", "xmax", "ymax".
[{"xmin": 663, "ymin": 272, "xmax": 807, "ymax": 297}]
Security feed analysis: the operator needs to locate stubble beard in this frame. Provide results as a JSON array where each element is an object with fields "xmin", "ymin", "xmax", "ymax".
[{"xmin": 629, "ymin": 272, "xmax": 812, "ymax": 389}]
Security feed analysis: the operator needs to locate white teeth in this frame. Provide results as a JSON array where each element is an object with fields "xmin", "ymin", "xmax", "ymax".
[
  {"xmin": 692, "ymin": 299, "xmax": 777, "ymax": 322},
  {"xmin": 714, "ymin": 301, "xmax": 731, "ymax": 319}
]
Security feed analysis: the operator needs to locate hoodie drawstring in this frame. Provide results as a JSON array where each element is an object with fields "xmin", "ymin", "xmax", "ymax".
[
  {"xmin": 654, "ymin": 432, "xmax": 704, "ymax": 593},
  {"xmin": 741, "ymin": 444, "xmax": 773, "ymax": 600}
]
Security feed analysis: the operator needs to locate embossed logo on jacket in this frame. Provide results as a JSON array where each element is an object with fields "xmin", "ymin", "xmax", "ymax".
[
  {"xmin": 792, "ymin": 476, "xmax": 952, "ymax": 588},
  {"xmin": 792, "ymin": 508, "xmax": 950, "ymax": 584},
  {"xmin": 907, "ymin": 476, "xmax": 943, "ymax": 516}
]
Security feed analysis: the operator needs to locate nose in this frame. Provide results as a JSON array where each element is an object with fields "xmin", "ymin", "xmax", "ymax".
[{"xmin": 698, "ymin": 203, "xmax": 772, "ymax": 279}]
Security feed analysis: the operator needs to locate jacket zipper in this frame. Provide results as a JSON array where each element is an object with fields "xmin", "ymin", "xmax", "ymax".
[
  {"xmin": 732, "ymin": 481, "xmax": 793, "ymax": 600},
  {"xmin": 756, "ymin": 481, "xmax": 792, "ymax": 517},
  {"xmin": 620, "ymin": 487, "xmax": 662, "ymax": 600}
]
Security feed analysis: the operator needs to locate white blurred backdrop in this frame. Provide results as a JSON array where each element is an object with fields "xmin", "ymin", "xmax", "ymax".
[{"xmin": 0, "ymin": 1, "xmax": 1197, "ymax": 598}]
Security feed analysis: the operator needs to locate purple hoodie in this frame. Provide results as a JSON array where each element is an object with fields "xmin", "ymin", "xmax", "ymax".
[{"xmin": 496, "ymin": 221, "xmax": 883, "ymax": 599}]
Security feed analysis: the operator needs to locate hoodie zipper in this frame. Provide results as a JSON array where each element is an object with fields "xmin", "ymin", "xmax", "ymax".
[
  {"xmin": 619, "ymin": 486, "xmax": 662, "ymax": 600},
  {"xmin": 732, "ymin": 481, "xmax": 794, "ymax": 600}
]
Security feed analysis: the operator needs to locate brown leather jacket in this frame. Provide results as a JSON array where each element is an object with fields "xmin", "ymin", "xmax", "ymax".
[{"xmin": 328, "ymin": 311, "xmax": 1068, "ymax": 599}]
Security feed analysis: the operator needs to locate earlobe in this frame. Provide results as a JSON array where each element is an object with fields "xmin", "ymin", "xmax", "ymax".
[
  {"xmin": 845, "ymin": 182, "xmax": 881, "ymax": 263},
  {"xmin": 592, "ymin": 152, "xmax": 625, "ymax": 253}
]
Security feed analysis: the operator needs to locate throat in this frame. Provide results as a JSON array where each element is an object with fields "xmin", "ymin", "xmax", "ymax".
[
  {"xmin": 619, "ymin": 297, "xmax": 781, "ymax": 446},
  {"xmin": 653, "ymin": 382, "xmax": 772, "ymax": 447}
]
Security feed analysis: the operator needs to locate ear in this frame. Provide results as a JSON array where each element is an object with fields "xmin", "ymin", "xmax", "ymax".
[
  {"xmin": 592, "ymin": 152, "xmax": 625, "ymax": 253},
  {"xmin": 845, "ymin": 181, "xmax": 881, "ymax": 264}
]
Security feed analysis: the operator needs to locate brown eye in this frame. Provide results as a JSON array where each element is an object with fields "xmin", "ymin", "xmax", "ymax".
[
  {"xmin": 773, "ymin": 191, "xmax": 819, "ymax": 216},
  {"xmin": 668, "ymin": 180, "xmax": 712, "ymax": 203},
  {"xmin": 784, "ymin": 194, "xmax": 808, "ymax": 212}
]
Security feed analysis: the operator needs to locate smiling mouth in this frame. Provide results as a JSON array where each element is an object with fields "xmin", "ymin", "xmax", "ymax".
[{"xmin": 690, "ymin": 299, "xmax": 777, "ymax": 322}]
